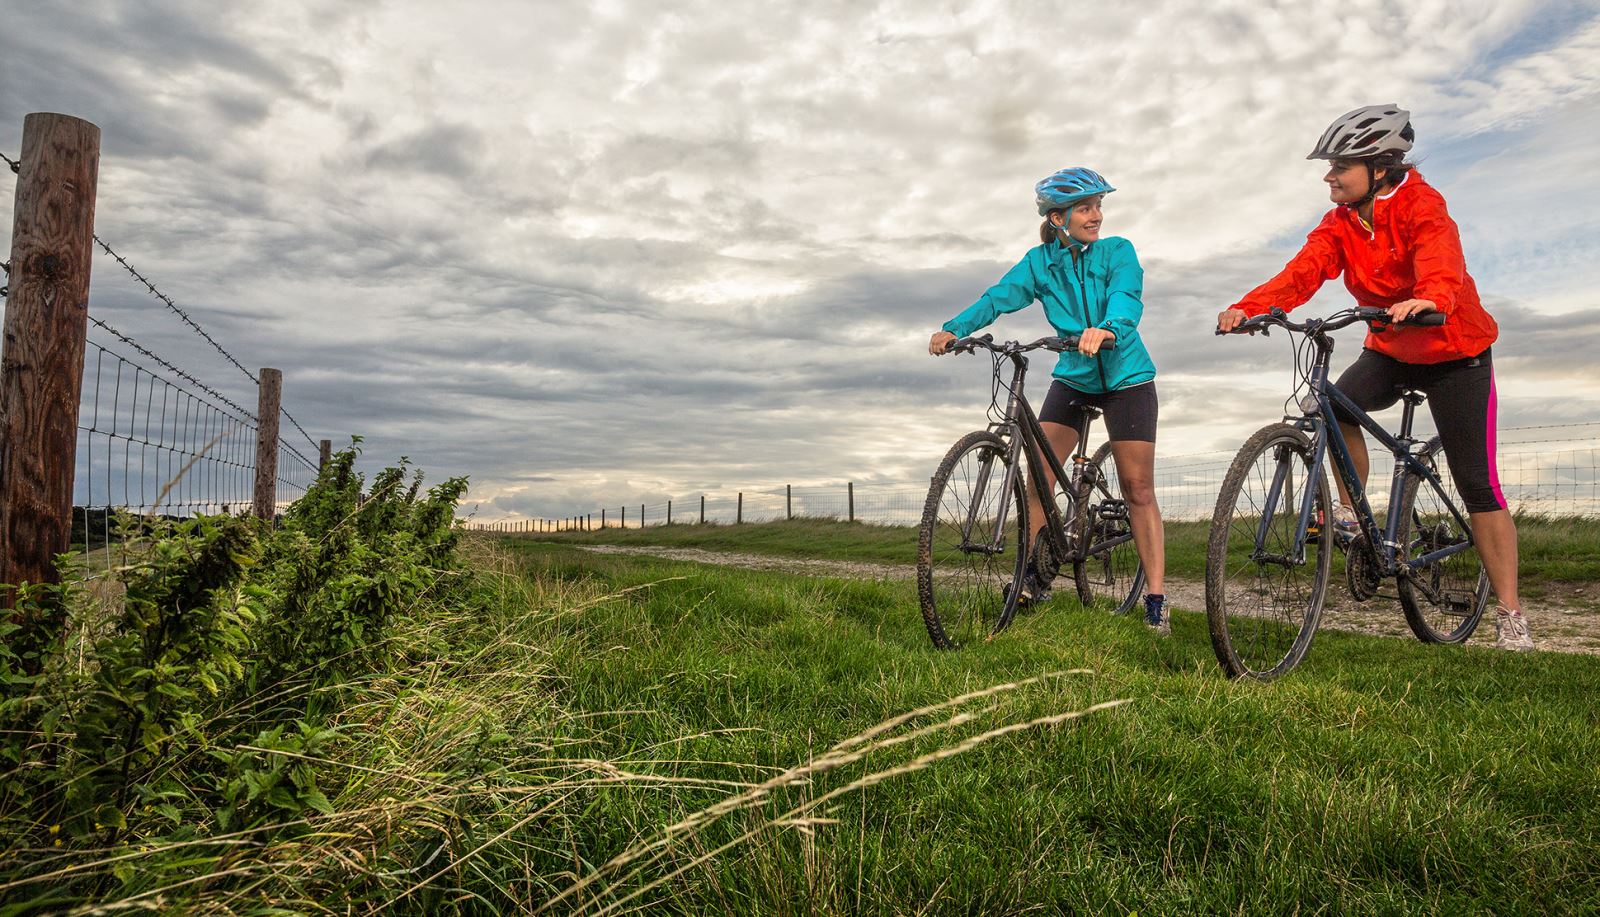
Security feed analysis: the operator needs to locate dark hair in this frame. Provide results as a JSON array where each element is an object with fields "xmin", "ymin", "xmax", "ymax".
[
  {"xmin": 1368, "ymin": 150, "xmax": 1415, "ymax": 191},
  {"xmin": 1039, "ymin": 209, "xmax": 1067, "ymax": 245}
]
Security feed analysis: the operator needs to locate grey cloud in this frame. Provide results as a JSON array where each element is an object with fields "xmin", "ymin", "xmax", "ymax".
[{"xmin": 363, "ymin": 123, "xmax": 488, "ymax": 177}]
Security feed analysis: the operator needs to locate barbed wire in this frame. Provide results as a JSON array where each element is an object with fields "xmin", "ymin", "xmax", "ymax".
[
  {"xmin": 281, "ymin": 407, "xmax": 318, "ymax": 454},
  {"xmin": 90, "ymin": 234, "xmax": 321, "ymax": 453},
  {"xmin": 1, "ymin": 150, "xmax": 17, "ymax": 173},
  {"xmin": 87, "ymin": 315, "xmax": 258, "ymax": 421},
  {"xmin": 91, "ymin": 233, "xmax": 260, "ymax": 386}
]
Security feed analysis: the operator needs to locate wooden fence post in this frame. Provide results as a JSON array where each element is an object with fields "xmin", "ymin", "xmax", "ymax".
[
  {"xmin": 253, "ymin": 368, "xmax": 282, "ymax": 519},
  {"xmin": 786, "ymin": 485, "xmax": 792, "ymax": 520},
  {"xmin": 0, "ymin": 112, "xmax": 101, "ymax": 605},
  {"xmin": 667, "ymin": 500, "xmax": 672, "ymax": 525},
  {"xmin": 700, "ymin": 495, "xmax": 705, "ymax": 524},
  {"xmin": 848, "ymin": 482, "xmax": 854, "ymax": 522},
  {"xmin": 621, "ymin": 505, "xmax": 626, "ymax": 529},
  {"xmin": 640, "ymin": 503, "xmax": 645, "ymax": 527},
  {"xmin": 737, "ymin": 492, "xmax": 743, "ymax": 525},
  {"xmin": 601, "ymin": 508, "xmax": 606, "ymax": 528},
  {"xmin": 318, "ymin": 438, "xmax": 331, "ymax": 470}
]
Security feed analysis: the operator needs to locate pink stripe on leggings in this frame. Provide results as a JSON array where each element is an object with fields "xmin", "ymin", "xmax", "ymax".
[{"xmin": 1487, "ymin": 369, "xmax": 1506, "ymax": 510}]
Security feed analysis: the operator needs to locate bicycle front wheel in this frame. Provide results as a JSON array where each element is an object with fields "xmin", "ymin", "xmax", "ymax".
[
  {"xmin": 1205, "ymin": 423, "xmax": 1331, "ymax": 679},
  {"xmin": 1073, "ymin": 441, "xmax": 1144, "ymax": 614},
  {"xmin": 917, "ymin": 430, "xmax": 1028, "ymax": 649},
  {"xmin": 1396, "ymin": 438, "xmax": 1490, "ymax": 643}
]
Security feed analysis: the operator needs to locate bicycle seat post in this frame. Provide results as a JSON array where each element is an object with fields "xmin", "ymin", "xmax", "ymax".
[{"xmin": 1397, "ymin": 389, "xmax": 1427, "ymax": 443}]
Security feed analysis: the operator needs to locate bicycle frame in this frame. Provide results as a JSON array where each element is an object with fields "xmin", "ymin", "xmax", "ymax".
[
  {"xmin": 957, "ymin": 344, "xmax": 1112, "ymax": 565},
  {"xmin": 1254, "ymin": 328, "xmax": 1476, "ymax": 576}
]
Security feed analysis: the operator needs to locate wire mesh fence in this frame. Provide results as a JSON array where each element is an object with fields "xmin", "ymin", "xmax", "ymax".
[
  {"xmin": 3, "ymin": 128, "xmax": 325, "ymax": 583},
  {"xmin": 472, "ymin": 423, "xmax": 1600, "ymax": 533},
  {"xmin": 68, "ymin": 270, "xmax": 323, "ymax": 576}
]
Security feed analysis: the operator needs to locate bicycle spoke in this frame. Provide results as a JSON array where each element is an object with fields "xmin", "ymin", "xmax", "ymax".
[{"xmin": 1206, "ymin": 425, "xmax": 1330, "ymax": 679}]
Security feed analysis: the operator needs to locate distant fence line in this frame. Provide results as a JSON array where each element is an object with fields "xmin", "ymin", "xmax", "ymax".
[
  {"xmin": 2, "ymin": 113, "xmax": 330, "ymax": 588},
  {"xmin": 468, "ymin": 422, "xmax": 1600, "ymax": 533}
]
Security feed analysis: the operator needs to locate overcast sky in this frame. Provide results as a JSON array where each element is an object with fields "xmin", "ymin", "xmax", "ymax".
[{"xmin": 4, "ymin": 0, "xmax": 1598, "ymax": 521}]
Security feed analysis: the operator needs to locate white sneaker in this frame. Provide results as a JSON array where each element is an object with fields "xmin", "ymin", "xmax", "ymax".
[
  {"xmin": 1331, "ymin": 503, "xmax": 1360, "ymax": 546},
  {"xmin": 1493, "ymin": 605, "xmax": 1534, "ymax": 652}
]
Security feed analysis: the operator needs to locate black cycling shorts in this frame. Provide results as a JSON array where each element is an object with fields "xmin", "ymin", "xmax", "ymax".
[
  {"xmin": 1038, "ymin": 380, "xmax": 1158, "ymax": 443},
  {"xmin": 1331, "ymin": 347, "xmax": 1506, "ymax": 513}
]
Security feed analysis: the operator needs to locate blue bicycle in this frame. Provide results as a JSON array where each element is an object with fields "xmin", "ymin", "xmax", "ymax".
[{"xmin": 1206, "ymin": 306, "xmax": 1490, "ymax": 679}]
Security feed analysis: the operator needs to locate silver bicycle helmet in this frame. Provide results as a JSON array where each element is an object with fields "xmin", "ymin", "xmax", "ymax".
[{"xmin": 1306, "ymin": 104, "xmax": 1414, "ymax": 160}]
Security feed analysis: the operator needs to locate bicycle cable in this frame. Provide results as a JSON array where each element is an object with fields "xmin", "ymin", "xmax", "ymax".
[
  {"xmin": 986, "ymin": 346, "xmax": 1013, "ymax": 426},
  {"xmin": 1282, "ymin": 322, "xmax": 1318, "ymax": 418}
]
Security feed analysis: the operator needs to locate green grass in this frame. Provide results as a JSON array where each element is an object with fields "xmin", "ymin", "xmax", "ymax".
[
  {"xmin": 492, "ymin": 537, "xmax": 1600, "ymax": 914},
  {"xmin": 21, "ymin": 522, "xmax": 1593, "ymax": 914}
]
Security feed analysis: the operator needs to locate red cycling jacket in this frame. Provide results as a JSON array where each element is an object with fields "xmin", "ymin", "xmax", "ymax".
[{"xmin": 1231, "ymin": 172, "xmax": 1498, "ymax": 364}]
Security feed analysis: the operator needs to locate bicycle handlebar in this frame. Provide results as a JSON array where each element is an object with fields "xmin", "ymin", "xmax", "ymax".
[
  {"xmin": 950, "ymin": 333, "xmax": 1116, "ymax": 356},
  {"xmin": 1215, "ymin": 306, "xmax": 1447, "ymax": 338}
]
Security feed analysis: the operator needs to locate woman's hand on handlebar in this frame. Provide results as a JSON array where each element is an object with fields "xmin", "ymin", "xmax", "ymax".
[
  {"xmin": 1078, "ymin": 327, "xmax": 1116, "ymax": 357},
  {"xmin": 1216, "ymin": 308, "xmax": 1250, "ymax": 333},
  {"xmin": 1384, "ymin": 299, "xmax": 1436, "ymax": 324},
  {"xmin": 929, "ymin": 330, "xmax": 957, "ymax": 355}
]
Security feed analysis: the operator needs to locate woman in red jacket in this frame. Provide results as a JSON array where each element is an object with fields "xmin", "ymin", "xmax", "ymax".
[{"xmin": 1217, "ymin": 104, "xmax": 1532, "ymax": 651}]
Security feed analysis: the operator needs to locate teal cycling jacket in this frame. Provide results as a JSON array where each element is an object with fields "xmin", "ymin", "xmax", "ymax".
[{"xmin": 941, "ymin": 236, "xmax": 1156, "ymax": 394}]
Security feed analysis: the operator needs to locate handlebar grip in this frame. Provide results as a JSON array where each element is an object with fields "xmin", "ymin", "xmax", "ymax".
[{"xmin": 1358, "ymin": 307, "xmax": 1448, "ymax": 327}]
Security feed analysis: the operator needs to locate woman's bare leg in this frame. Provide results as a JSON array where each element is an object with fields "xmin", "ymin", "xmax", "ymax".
[{"xmin": 1109, "ymin": 439, "xmax": 1163, "ymax": 594}]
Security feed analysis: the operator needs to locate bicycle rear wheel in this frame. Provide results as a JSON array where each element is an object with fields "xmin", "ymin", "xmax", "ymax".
[
  {"xmin": 1397, "ymin": 438, "xmax": 1490, "ymax": 643},
  {"xmin": 917, "ymin": 430, "xmax": 1028, "ymax": 649},
  {"xmin": 1073, "ymin": 441, "xmax": 1144, "ymax": 614},
  {"xmin": 1205, "ymin": 423, "xmax": 1331, "ymax": 679}
]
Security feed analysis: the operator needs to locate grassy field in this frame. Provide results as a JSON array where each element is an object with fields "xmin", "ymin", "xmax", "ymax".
[
  {"xmin": 18, "ymin": 520, "xmax": 1591, "ymax": 913},
  {"xmin": 487, "ymin": 534, "xmax": 1600, "ymax": 914}
]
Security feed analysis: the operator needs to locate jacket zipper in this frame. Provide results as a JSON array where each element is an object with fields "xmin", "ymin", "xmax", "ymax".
[{"xmin": 1073, "ymin": 250, "xmax": 1112, "ymax": 392}]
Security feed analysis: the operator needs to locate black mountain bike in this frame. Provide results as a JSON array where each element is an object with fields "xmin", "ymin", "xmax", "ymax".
[
  {"xmin": 917, "ymin": 334, "xmax": 1144, "ymax": 649},
  {"xmin": 1206, "ymin": 306, "xmax": 1490, "ymax": 679}
]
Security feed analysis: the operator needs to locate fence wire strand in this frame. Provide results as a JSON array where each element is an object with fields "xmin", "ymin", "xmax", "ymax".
[{"xmin": 91, "ymin": 233, "xmax": 260, "ymax": 387}]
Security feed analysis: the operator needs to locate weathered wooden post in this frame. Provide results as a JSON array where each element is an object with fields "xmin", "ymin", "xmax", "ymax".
[
  {"xmin": 318, "ymin": 438, "xmax": 331, "ymax": 470},
  {"xmin": 737, "ymin": 492, "xmax": 743, "ymax": 525},
  {"xmin": 786, "ymin": 485, "xmax": 792, "ymax": 520},
  {"xmin": 601, "ymin": 508, "xmax": 606, "ymax": 528},
  {"xmin": 252, "ymin": 368, "xmax": 282, "ymax": 519},
  {"xmin": 640, "ymin": 503, "xmax": 645, "ymax": 527},
  {"xmin": 848, "ymin": 482, "xmax": 855, "ymax": 522},
  {"xmin": 667, "ymin": 500, "xmax": 672, "ymax": 525},
  {"xmin": 0, "ymin": 112, "xmax": 100, "ymax": 604},
  {"xmin": 621, "ymin": 505, "xmax": 626, "ymax": 529},
  {"xmin": 700, "ymin": 495, "xmax": 705, "ymax": 524}
]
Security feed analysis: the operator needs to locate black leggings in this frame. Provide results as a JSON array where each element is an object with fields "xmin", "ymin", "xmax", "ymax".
[
  {"xmin": 1331, "ymin": 347, "xmax": 1506, "ymax": 513},
  {"xmin": 1039, "ymin": 380, "xmax": 1158, "ymax": 443}
]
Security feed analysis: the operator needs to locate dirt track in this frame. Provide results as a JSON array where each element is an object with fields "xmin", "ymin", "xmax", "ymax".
[{"xmin": 572, "ymin": 544, "xmax": 1600, "ymax": 655}]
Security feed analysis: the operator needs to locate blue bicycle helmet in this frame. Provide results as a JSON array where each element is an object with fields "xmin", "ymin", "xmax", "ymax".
[{"xmin": 1035, "ymin": 167, "xmax": 1115, "ymax": 215}]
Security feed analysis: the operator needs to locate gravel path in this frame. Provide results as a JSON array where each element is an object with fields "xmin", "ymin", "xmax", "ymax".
[{"xmin": 573, "ymin": 544, "xmax": 1600, "ymax": 655}]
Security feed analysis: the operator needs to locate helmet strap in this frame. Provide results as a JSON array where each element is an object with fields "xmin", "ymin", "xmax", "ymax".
[{"xmin": 1355, "ymin": 162, "xmax": 1383, "ymax": 207}]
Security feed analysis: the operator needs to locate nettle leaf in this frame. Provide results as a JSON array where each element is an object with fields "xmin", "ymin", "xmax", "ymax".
[{"xmin": 302, "ymin": 787, "xmax": 334, "ymax": 815}]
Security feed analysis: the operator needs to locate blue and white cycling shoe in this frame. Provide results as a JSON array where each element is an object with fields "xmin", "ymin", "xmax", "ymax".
[{"xmin": 1143, "ymin": 593, "xmax": 1169, "ymax": 636}]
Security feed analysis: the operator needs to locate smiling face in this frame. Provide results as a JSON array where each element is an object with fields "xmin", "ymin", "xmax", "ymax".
[
  {"xmin": 1324, "ymin": 158, "xmax": 1378, "ymax": 204},
  {"xmin": 1049, "ymin": 195, "xmax": 1104, "ymax": 244}
]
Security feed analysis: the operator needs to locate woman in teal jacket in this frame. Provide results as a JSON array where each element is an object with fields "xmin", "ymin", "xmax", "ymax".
[{"xmin": 928, "ymin": 168, "xmax": 1167, "ymax": 633}]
